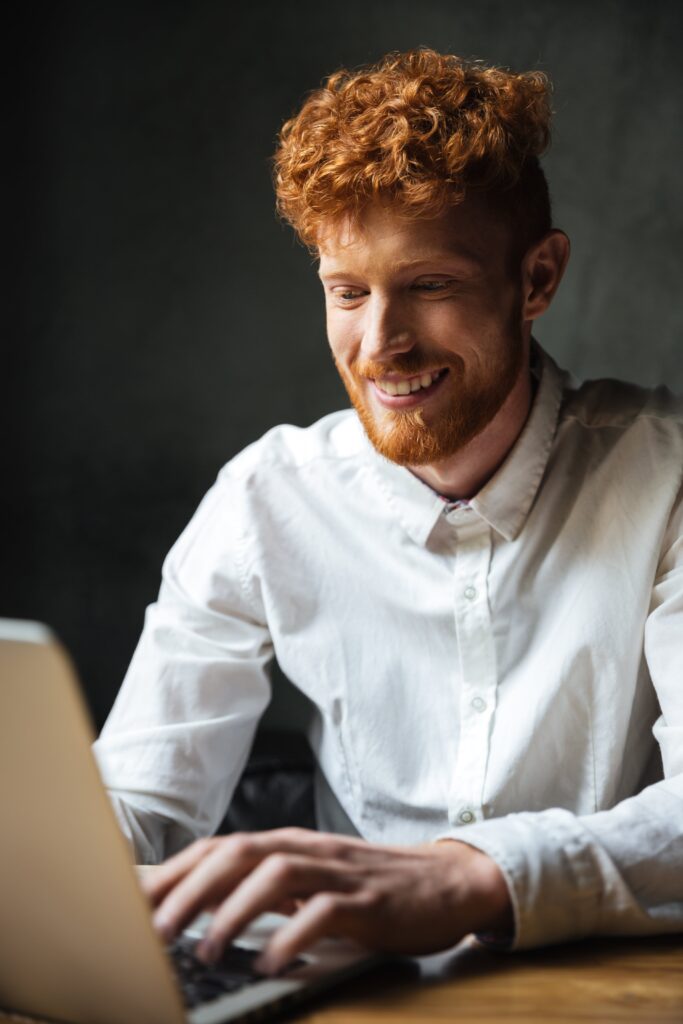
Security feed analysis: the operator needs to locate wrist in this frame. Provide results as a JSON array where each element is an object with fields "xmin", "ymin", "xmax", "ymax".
[{"xmin": 433, "ymin": 838, "xmax": 515, "ymax": 936}]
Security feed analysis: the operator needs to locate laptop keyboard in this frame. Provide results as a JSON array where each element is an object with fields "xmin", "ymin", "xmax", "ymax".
[{"xmin": 168, "ymin": 935, "xmax": 302, "ymax": 1008}]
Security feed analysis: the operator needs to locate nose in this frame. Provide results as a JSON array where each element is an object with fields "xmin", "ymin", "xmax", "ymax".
[{"xmin": 360, "ymin": 292, "xmax": 414, "ymax": 363}]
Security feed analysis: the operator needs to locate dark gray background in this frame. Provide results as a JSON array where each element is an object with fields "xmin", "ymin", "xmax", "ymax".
[{"xmin": 6, "ymin": 0, "xmax": 682, "ymax": 730}]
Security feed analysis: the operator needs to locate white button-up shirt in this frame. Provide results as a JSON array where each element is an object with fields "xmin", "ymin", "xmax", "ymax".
[{"xmin": 93, "ymin": 342, "xmax": 683, "ymax": 949}]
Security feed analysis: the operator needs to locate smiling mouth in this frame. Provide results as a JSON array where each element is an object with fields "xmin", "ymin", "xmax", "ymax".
[{"xmin": 369, "ymin": 367, "xmax": 449, "ymax": 403}]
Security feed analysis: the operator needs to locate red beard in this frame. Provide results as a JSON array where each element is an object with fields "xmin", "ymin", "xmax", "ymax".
[{"xmin": 333, "ymin": 327, "xmax": 525, "ymax": 467}]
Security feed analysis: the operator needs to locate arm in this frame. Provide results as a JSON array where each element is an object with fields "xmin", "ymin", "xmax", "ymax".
[
  {"xmin": 93, "ymin": 469, "xmax": 273, "ymax": 864},
  {"xmin": 445, "ymin": 491, "xmax": 683, "ymax": 949}
]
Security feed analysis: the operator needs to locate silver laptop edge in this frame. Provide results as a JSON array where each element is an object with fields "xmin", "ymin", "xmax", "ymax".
[{"xmin": 0, "ymin": 620, "xmax": 379, "ymax": 1024}]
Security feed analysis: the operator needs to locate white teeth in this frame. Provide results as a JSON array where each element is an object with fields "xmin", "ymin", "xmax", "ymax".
[{"xmin": 375, "ymin": 370, "xmax": 442, "ymax": 396}]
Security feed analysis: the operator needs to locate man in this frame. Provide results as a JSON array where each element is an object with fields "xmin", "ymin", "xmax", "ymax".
[{"xmin": 93, "ymin": 48, "xmax": 683, "ymax": 974}]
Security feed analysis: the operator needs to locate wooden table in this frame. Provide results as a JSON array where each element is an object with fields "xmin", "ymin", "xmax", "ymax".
[
  {"xmin": 1, "ymin": 934, "xmax": 681, "ymax": 1023},
  {"xmin": 292, "ymin": 934, "xmax": 683, "ymax": 1023}
]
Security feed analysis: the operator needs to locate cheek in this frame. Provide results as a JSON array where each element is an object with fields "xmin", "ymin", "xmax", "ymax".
[
  {"xmin": 326, "ymin": 314, "xmax": 360, "ymax": 364},
  {"xmin": 430, "ymin": 305, "xmax": 464, "ymax": 335},
  {"xmin": 437, "ymin": 294, "xmax": 516, "ymax": 348},
  {"xmin": 423, "ymin": 304, "xmax": 477, "ymax": 355}
]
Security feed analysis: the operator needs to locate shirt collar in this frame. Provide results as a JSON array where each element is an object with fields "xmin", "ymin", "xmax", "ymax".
[
  {"xmin": 360, "ymin": 340, "xmax": 564, "ymax": 546},
  {"xmin": 467, "ymin": 341, "xmax": 564, "ymax": 541}
]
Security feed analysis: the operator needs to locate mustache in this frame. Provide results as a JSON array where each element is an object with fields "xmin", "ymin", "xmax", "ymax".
[{"xmin": 351, "ymin": 351, "xmax": 465, "ymax": 379}]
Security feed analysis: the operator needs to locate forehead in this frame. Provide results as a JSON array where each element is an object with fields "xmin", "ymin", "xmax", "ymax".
[{"xmin": 316, "ymin": 197, "xmax": 509, "ymax": 274}]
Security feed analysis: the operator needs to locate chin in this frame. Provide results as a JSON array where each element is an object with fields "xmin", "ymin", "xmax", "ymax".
[{"xmin": 357, "ymin": 404, "xmax": 481, "ymax": 466}]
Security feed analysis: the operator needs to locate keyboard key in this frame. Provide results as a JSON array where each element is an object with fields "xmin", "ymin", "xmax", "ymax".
[{"xmin": 169, "ymin": 935, "xmax": 264, "ymax": 1007}]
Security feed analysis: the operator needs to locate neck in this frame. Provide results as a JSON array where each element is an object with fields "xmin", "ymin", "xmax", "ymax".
[{"xmin": 408, "ymin": 348, "xmax": 535, "ymax": 501}]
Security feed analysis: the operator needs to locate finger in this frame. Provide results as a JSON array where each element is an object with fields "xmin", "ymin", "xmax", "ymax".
[
  {"xmin": 153, "ymin": 835, "xmax": 262, "ymax": 940},
  {"xmin": 145, "ymin": 828, "xmax": 316, "ymax": 906},
  {"xmin": 141, "ymin": 838, "xmax": 218, "ymax": 907},
  {"xmin": 255, "ymin": 891, "xmax": 361, "ymax": 975},
  {"xmin": 152, "ymin": 829, "xmax": 367, "ymax": 942},
  {"xmin": 196, "ymin": 854, "xmax": 356, "ymax": 963}
]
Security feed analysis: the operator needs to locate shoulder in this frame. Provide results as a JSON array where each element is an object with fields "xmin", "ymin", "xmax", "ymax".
[
  {"xmin": 544, "ymin": 358, "xmax": 683, "ymax": 505},
  {"xmin": 162, "ymin": 410, "xmax": 364, "ymax": 593},
  {"xmin": 559, "ymin": 375, "xmax": 683, "ymax": 432},
  {"xmin": 554, "ymin": 363, "xmax": 683, "ymax": 450},
  {"xmin": 216, "ymin": 409, "xmax": 365, "ymax": 488},
  {"xmin": 537, "ymin": 347, "xmax": 683, "ymax": 499}
]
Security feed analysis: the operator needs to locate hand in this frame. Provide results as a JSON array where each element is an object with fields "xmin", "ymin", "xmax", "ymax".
[{"xmin": 141, "ymin": 827, "xmax": 513, "ymax": 974}]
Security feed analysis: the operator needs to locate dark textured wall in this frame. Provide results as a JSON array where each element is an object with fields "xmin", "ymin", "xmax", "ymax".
[{"xmin": 6, "ymin": 1, "xmax": 683, "ymax": 729}]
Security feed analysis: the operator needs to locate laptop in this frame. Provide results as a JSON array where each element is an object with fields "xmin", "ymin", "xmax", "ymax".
[{"xmin": 0, "ymin": 619, "xmax": 382, "ymax": 1024}]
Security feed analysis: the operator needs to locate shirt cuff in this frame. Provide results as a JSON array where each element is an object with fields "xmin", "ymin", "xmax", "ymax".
[{"xmin": 434, "ymin": 807, "xmax": 609, "ymax": 950}]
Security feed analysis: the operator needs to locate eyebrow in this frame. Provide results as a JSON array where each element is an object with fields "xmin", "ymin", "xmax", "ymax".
[{"xmin": 317, "ymin": 250, "xmax": 483, "ymax": 279}]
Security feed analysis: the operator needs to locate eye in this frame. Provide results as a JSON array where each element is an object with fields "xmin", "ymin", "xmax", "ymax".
[
  {"xmin": 413, "ymin": 280, "xmax": 452, "ymax": 291},
  {"xmin": 331, "ymin": 288, "xmax": 366, "ymax": 305}
]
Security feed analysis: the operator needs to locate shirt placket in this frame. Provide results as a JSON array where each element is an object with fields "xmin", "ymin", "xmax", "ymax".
[{"xmin": 448, "ymin": 511, "xmax": 497, "ymax": 828}]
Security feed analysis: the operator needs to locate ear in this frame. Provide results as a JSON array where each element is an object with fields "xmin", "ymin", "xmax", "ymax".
[{"xmin": 520, "ymin": 229, "xmax": 570, "ymax": 321}]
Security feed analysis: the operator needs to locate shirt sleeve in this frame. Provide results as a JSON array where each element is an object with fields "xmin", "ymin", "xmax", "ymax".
[
  {"xmin": 435, "ymin": 489, "xmax": 683, "ymax": 950},
  {"xmin": 92, "ymin": 467, "xmax": 273, "ymax": 865}
]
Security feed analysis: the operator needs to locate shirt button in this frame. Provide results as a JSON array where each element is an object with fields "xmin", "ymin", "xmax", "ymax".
[
  {"xmin": 458, "ymin": 808, "xmax": 475, "ymax": 825},
  {"xmin": 471, "ymin": 696, "xmax": 487, "ymax": 712},
  {"xmin": 463, "ymin": 585, "xmax": 477, "ymax": 601}
]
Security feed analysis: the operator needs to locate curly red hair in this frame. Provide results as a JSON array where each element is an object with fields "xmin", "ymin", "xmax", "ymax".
[{"xmin": 273, "ymin": 48, "xmax": 553, "ymax": 261}]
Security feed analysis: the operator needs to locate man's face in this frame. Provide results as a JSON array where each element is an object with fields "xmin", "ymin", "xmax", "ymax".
[{"xmin": 317, "ymin": 198, "xmax": 529, "ymax": 467}]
